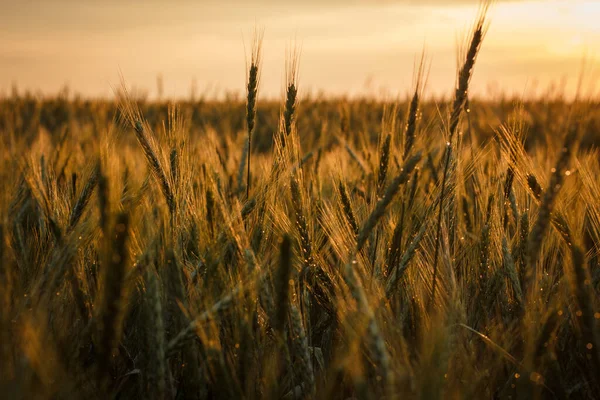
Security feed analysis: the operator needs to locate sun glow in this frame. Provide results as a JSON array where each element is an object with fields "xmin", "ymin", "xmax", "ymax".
[{"xmin": 0, "ymin": 0, "xmax": 597, "ymax": 98}]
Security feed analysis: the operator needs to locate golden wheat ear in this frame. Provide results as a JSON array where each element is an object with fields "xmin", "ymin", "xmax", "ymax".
[
  {"xmin": 430, "ymin": 5, "xmax": 490, "ymax": 310},
  {"xmin": 245, "ymin": 28, "xmax": 264, "ymax": 199}
]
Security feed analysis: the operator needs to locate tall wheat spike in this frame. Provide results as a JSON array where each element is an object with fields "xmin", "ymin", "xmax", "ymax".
[
  {"xmin": 429, "ymin": 8, "xmax": 488, "ymax": 309},
  {"xmin": 245, "ymin": 30, "xmax": 263, "ymax": 198}
]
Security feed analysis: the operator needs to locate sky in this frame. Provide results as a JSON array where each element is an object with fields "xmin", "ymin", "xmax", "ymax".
[{"xmin": 0, "ymin": 0, "xmax": 598, "ymax": 99}]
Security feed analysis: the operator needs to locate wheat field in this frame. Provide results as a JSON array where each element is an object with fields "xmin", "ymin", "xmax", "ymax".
[{"xmin": 1, "ymin": 6, "xmax": 600, "ymax": 400}]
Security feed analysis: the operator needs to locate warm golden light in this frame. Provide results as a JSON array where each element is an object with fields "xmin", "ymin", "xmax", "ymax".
[{"xmin": 0, "ymin": 0, "xmax": 597, "ymax": 98}]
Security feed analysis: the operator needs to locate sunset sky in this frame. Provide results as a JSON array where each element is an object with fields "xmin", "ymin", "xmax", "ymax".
[{"xmin": 0, "ymin": 0, "xmax": 598, "ymax": 99}]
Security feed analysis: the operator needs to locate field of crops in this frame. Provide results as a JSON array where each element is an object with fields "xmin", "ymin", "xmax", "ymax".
[{"xmin": 1, "ymin": 8, "xmax": 600, "ymax": 400}]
